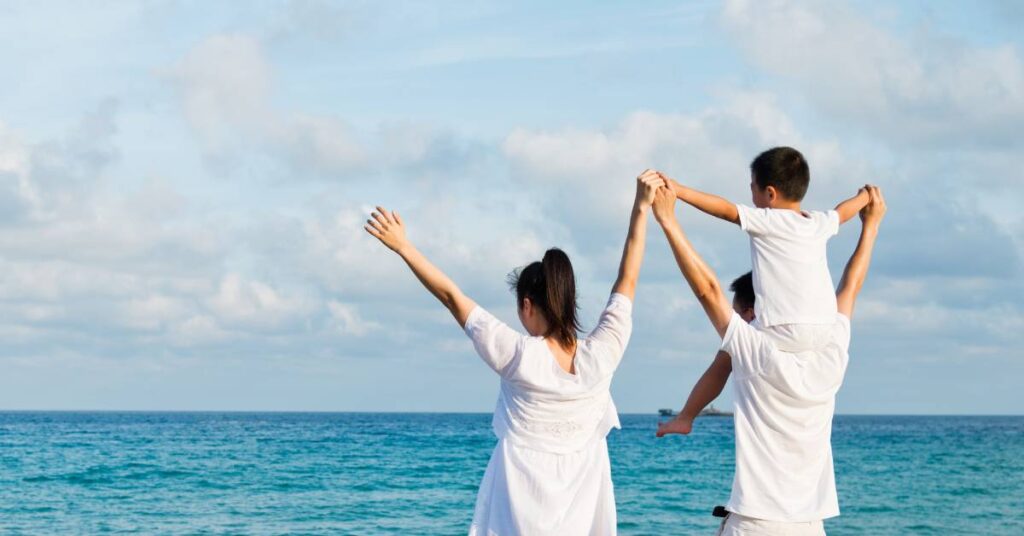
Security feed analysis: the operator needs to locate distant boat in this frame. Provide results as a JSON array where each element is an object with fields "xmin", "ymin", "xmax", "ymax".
[
  {"xmin": 657, "ymin": 405, "xmax": 733, "ymax": 418},
  {"xmin": 698, "ymin": 404, "xmax": 733, "ymax": 417}
]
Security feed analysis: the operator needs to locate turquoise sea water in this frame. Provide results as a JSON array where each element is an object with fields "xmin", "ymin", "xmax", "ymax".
[{"xmin": 1, "ymin": 413, "xmax": 1021, "ymax": 534}]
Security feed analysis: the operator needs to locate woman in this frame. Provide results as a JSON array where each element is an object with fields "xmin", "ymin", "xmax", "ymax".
[{"xmin": 363, "ymin": 170, "xmax": 664, "ymax": 535}]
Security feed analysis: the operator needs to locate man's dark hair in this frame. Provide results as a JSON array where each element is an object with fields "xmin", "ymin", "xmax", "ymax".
[
  {"xmin": 750, "ymin": 146, "xmax": 810, "ymax": 202},
  {"xmin": 730, "ymin": 271, "xmax": 754, "ymax": 311}
]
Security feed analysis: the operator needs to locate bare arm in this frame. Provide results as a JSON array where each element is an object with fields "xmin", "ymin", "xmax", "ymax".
[
  {"xmin": 836, "ymin": 186, "xmax": 886, "ymax": 318},
  {"xmin": 612, "ymin": 170, "xmax": 663, "ymax": 300},
  {"xmin": 656, "ymin": 351, "xmax": 731, "ymax": 437},
  {"xmin": 651, "ymin": 188, "xmax": 734, "ymax": 337},
  {"xmin": 835, "ymin": 188, "xmax": 871, "ymax": 225},
  {"xmin": 666, "ymin": 176, "xmax": 740, "ymax": 225},
  {"xmin": 365, "ymin": 206, "xmax": 476, "ymax": 327},
  {"xmin": 679, "ymin": 351, "xmax": 732, "ymax": 420}
]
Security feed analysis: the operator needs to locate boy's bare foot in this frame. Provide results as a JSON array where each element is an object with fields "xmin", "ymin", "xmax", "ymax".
[{"xmin": 656, "ymin": 415, "xmax": 693, "ymax": 437}]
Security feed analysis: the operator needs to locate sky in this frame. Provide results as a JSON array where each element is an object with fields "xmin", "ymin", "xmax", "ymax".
[{"xmin": 0, "ymin": 0, "xmax": 1021, "ymax": 414}]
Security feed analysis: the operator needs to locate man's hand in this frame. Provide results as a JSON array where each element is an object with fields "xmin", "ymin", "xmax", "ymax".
[
  {"xmin": 652, "ymin": 182, "xmax": 677, "ymax": 223},
  {"xmin": 365, "ymin": 206, "xmax": 411, "ymax": 254},
  {"xmin": 635, "ymin": 169, "xmax": 665, "ymax": 210},
  {"xmin": 859, "ymin": 185, "xmax": 886, "ymax": 230},
  {"xmin": 657, "ymin": 172, "xmax": 681, "ymax": 195},
  {"xmin": 836, "ymin": 185, "xmax": 885, "ymax": 319},
  {"xmin": 656, "ymin": 415, "xmax": 693, "ymax": 437}
]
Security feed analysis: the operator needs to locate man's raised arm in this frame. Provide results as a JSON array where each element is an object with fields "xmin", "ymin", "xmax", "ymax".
[
  {"xmin": 836, "ymin": 186, "xmax": 886, "ymax": 319},
  {"xmin": 651, "ymin": 187, "xmax": 734, "ymax": 337}
]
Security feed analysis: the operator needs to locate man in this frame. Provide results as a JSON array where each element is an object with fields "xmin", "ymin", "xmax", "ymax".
[{"xmin": 651, "ymin": 184, "xmax": 886, "ymax": 535}]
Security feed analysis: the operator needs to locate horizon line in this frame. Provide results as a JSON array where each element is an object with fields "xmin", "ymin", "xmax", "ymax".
[{"xmin": 0, "ymin": 409, "xmax": 1021, "ymax": 417}]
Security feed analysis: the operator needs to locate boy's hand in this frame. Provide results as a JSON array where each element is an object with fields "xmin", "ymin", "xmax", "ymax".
[
  {"xmin": 635, "ymin": 169, "xmax": 665, "ymax": 210},
  {"xmin": 651, "ymin": 183, "xmax": 677, "ymax": 223},
  {"xmin": 656, "ymin": 415, "xmax": 694, "ymax": 437},
  {"xmin": 365, "ymin": 206, "xmax": 411, "ymax": 254},
  {"xmin": 859, "ymin": 185, "xmax": 886, "ymax": 230}
]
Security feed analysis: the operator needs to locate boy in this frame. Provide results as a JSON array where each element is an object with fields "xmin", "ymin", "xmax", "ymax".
[{"xmin": 659, "ymin": 147, "xmax": 870, "ymax": 430}]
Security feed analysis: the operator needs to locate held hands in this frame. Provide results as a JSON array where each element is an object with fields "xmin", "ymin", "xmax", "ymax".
[
  {"xmin": 651, "ymin": 178, "xmax": 677, "ymax": 223},
  {"xmin": 364, "ymin": 206, "xmax": 410, "ymax": 254},
  {"xmin": 635, "ymin": 169, "xmax": 666, "ymax": 210},
  {"xmin": 859, "ymin": 185, "xmax": 886, "ymax": 229}
]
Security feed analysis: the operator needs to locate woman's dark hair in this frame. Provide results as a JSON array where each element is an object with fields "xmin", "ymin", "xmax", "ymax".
[
  {"xmin": 507, "ymin": 248, "xmax": 580, "ymax": 348},
  {"xmin": 750, "ymin": 146, "xmax": 810, "ymax": 202}
]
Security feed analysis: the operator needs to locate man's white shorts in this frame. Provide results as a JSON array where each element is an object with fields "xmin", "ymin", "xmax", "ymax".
[{"xmin": 716, "ymin": 513, "xmax": 825, "ymax": 536}]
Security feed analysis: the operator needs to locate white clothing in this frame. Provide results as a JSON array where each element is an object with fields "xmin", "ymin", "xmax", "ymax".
[
  {"xmin": 716, "ymin": 513, "xmax": 825, "ymax": 536},
  {"xmin": 736, "ymin": 205, "xmax": 839, "ymax": 330},
  {"xmin": 753, "ymin": 321, "xmax": 836, "ymax": 354},
  {"xmin": 471, "ymin": 436, "xmax": 616, "ymax": 536},
  {"xmin": 463, "ymin": 292, "xmax": 633, "ymax": 536},
  {"xmin": 720, "ymin": 312, "xmax": 851, "ymax": 522}
]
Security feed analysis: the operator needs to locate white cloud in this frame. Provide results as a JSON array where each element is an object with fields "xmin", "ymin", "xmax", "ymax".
[
  {"xmin": 207, "ymin": 273, "xmax": 315, "ymax": 330},
  {"xmin": 502, "ymin": 92, "xmax": 856, "ymax": 234},
  {"xmin": 504, "ymin": 92, "xmax": 844, "ymax": 185},
  {"xmin": 327, "ymin": 300, "xmax": 379, "ymax": 336},
  {"xmin": 721, "ymin": 0, "xmax": 1024, "ymax": 148},
  {"xmin": 167, "ymin": 34, "xmax": 365, "ymax": 175}
]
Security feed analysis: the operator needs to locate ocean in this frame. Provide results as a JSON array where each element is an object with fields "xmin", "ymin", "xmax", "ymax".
[{"xmin": 0, "ymin": 412, "xmax": 1021, "ymax": 534}]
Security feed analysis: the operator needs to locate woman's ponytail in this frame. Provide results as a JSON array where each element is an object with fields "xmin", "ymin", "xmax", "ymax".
[{"xmin": 509, "ymin": 248, "xmax": 580, "ymax": 349}]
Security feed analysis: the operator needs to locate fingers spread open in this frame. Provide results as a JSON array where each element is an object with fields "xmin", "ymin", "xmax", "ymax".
[
  {"xmin": 367, "ymin": 218, "xmax": 386, "ymax": 234},
  {"xmin": 371, "ymin": 211, "xmax": 389, "ymax": 228}
]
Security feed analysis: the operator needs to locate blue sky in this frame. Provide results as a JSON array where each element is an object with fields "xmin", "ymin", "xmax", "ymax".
[{"xmin": 0, "ymin": 0, "xmax": 1021, "ymax": 413}]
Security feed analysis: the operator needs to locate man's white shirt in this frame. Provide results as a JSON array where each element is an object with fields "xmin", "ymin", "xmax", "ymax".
[{"xmin": 720, "ymin": 311, "xmax": 852, "ymax": 522}]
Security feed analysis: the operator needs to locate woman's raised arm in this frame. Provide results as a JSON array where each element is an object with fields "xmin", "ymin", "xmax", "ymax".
[
  {"xmin": 611, "ymin": 170, "xmax": 663, "ymax": 301},
  {"xmin": 365, "ymin": 206, "xmax": 477, "ymax": 327}
]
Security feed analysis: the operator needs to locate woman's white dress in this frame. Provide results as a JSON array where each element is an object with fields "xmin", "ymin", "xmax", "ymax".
[{"xmin": 463, "ymin": 293, "xmax": 633, "ymax": 536}]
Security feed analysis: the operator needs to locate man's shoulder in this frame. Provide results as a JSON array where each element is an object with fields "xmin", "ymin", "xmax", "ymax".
[{"xmin": 721, "ymin": 314, "xmax": 775, "ymax": 378}]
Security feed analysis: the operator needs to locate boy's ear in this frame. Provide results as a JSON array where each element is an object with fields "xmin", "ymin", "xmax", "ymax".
[{"xmin": 765, "ymin": 185, "xmax": 778, "ymax": 203}]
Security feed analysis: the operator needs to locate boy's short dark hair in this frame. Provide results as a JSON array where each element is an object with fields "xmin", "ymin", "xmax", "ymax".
[
  {"xmin": 750, "ymin": 146, "xmax": 809, "ymax": 201},
  {"xmin": 730, "ymin": 271, "xmax": 754, "ymax": 311}
]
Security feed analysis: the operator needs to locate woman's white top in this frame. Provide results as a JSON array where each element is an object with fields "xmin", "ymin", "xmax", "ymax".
[{"xmin": 464, "ymin": 293, "xmax": 633, "ymax": 536}]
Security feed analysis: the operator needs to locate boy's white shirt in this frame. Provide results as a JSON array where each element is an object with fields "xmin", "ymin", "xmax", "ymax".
[{"xmin": 736, "ymin": 204, "xmax": 840, "ymax": 328}]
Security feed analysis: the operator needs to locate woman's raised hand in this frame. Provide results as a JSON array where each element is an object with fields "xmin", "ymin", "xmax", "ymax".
[
  {"xmin": 635, "ymin": 169, "xmax": 665, "ymax": 210},
  {"xmin": 364, "ymin": 206, "xmax": 410, "ymax": 253}
]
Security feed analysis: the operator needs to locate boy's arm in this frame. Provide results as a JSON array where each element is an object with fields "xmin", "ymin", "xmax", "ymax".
[
  {"xmin": 665, "ymin": 176, "xmax": 740, "ymax": 225},
  {"xmin": 656, "ymin": 351, "xmax": 732, "ymax": 437},
  {"xmin": 836, "ymin": 186, "xmax": 886, "ymax": 319},
  {"xmin": 834, "ymin": 187, "xmax": 871, "ymax": 225},
  {"xmin": 651, "ymin": 188, "xmax": 734, "ymax": 337}
]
